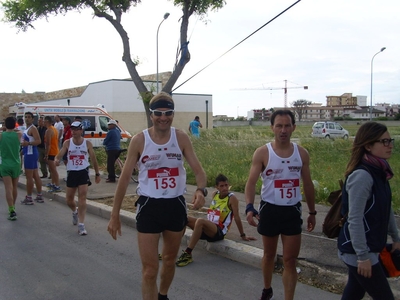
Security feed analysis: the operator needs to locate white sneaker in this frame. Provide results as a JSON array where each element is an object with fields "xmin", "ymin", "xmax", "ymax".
[{"xmin": 78, "ymin": 224, "xmax": 87, "ymax": 236}]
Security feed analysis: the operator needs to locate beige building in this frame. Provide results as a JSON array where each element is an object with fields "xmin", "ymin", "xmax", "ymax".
[{"xmin": 326, "ymin": 93, "xmax": 358, "ymax": 107}]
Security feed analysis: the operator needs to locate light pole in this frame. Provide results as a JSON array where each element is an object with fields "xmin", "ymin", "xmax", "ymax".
[
  {"xmin": 369, "ymin": 47, "xmax": 386, "ymax": 121},
  {"xmin": 156, "ymin": 12, "xmax": 170, "ymax": 93}
]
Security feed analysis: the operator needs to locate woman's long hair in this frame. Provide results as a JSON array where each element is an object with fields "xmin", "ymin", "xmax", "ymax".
[{"xmin": 344, "ymin": 122, "xmax": 387, "ymax": 177}]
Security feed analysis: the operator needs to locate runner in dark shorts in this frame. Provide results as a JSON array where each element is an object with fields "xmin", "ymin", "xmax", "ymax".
[
  {"xmin": 66, "ymin": 168, "xmax": 91, "ymax": 188},
  {"xmin": 257, "ymin": 201, "xmax": 303, "ymax": 237},
  {"xmin": 135, "ymin": 196, "xmax": 187, "ymax": 233}
]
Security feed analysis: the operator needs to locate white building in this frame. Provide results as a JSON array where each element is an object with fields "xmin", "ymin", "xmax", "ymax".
[{"xmin": 30, "ymin": 79, "xmax": 213, "ymax": 135}]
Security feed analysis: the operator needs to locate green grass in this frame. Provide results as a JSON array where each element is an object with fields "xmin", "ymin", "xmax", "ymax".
[
  {"xmin": 185, "ymin": 124, "xmax": 400, "ymax": 212},
  {"xmin": 96, "ymin": 124, "xmax": 400, "ymax": 212}
]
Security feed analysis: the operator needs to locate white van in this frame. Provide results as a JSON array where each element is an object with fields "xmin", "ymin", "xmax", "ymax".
[
  {"xmin": 311, "ymin": 121, "xmax": 349, "ymax": 139},
  {"xmin": 10, "ymin": 102, "xmax": 132, "ymax": 147}
]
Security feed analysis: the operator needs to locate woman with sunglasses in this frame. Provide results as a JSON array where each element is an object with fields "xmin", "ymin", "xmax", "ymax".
[
  {"xmin": 108, "ymin": 92, "xmax": 207, "ymax": 300},
  {"xmin": 338, "ymin": 121, "xmax": 400, "ymax": 299}
]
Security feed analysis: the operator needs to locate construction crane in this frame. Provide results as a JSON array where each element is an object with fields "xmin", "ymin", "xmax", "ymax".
[{"xmin": 233, "ymin": 80, "xmax": 308, "ymax": 108}]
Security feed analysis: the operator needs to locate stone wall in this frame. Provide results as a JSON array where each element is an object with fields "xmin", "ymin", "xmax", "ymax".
[{"xmin": 0, "ymin": 86, "xmax": 86, "ymax": 121}]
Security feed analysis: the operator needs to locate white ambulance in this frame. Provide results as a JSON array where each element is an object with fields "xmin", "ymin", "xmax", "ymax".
[{"xmin": 10, "ymin": 102, "xmax": 132, "ymax": 147}]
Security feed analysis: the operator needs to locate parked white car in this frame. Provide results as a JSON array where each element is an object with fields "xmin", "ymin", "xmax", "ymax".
[{"xmin": 311, "ymin": 122, "xmax": 349, "ymax": 139}]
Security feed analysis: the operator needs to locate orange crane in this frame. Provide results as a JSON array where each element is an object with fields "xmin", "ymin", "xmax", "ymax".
[{"xmin": 233, "ymin": 80, "xmax": 308, "ymax": 108}]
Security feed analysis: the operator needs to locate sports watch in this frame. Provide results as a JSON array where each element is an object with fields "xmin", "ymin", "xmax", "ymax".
[{"xmin": 196, "ymin": 187, "xmax": 208, "ymax": 197}]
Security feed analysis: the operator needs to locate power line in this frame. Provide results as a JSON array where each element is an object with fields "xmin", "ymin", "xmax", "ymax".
[{"xmin": 172, "ymin": 0, "xmax": 302, "ymax": 92}]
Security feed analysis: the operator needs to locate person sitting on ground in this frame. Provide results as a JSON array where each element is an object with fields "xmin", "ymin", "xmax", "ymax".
[{"xmin": 176, "ymin": 173, "xmax": 256, "ymax": 267}]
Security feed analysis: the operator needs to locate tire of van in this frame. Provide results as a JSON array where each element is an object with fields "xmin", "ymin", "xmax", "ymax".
[
  {"xmin": 325, "ymin": 135, "xmax": 330, "ymax": 139},
  {"xmin": 343, "ymin": 134, "xmax": 349, "ymax": 140}
]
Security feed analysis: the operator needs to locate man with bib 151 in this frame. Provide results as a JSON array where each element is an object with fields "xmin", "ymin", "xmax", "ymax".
[
  {"xmin": 245, "ymin": 109, "xmax": 316, "ymax": 300},
  {"xmin": 107, "ymin": 92, "xmax": 207, "ymax": 300}
]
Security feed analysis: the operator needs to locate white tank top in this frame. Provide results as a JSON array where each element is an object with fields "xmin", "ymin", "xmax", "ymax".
[
  {"xmin": 66, "ymin": 139, "xmax": 90, "ymax": 171},
  {"xmin": 260, "ymin": 142, "xmax": 303, "ymax": 206},
  {"xmin": 136, "ymin": 128, "xmax": 186, "ymax": 198}
]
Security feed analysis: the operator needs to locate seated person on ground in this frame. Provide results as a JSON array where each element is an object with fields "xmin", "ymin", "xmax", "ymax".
[{"xmin": 176, "ymin": 173, "xmax": 256, "ymax": 267}]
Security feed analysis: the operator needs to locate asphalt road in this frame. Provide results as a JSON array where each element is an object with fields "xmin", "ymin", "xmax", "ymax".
[{"xmin": 0, "ymin": 184, "xmax": 343, "ymax": 300}]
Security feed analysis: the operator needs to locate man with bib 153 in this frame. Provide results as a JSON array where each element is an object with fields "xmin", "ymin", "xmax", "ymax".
[
  {"xmin": 245, "ymin": 109, "xmax": 316, "ymax": 300},
  {"xmin": 107, "ymin": 92, "xmax": 207, "ymax": 300}
]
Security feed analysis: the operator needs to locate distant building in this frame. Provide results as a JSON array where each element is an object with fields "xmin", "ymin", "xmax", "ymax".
[
  {"xmin": 243, "ymin": 92, "xmax": 399, "ymax": 122},
  {"xmin": 356, "ymin": 95, "xmax": 367, "ymax": 106},
  {"xmin": 213, "ymin": 115, "xmax": 234, "ymax": 121},
  {"xmin": 326, "ymin": 93, "xmax": 358, "ymax": 107}
]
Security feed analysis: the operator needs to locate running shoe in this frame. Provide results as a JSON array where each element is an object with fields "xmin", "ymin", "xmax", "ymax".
[
  {"xmin": 260, "ymin": 288, "xmax": 274, "ymax": 300},
  {"xmin": 46, "ymin": 183, "xmax": 54, "ymax": 188},
  {"xmin": 78, "ymin": 224, "xmax": 87, "ymax": 236},
  {"xmin": 21, "ymin": 196, "xmax": 34, "ymax": 205},
  {"xmin": 176, "ymin": 251, "xmax": 193, "ymax": 267},
  {"xmin": 49, "ymin": 186, "xmax": 61, "ymax": 193},
  {"xmin": 72, "ymin": 210, "xmax": 78, "ymax": 225},
  {"xmin": 34, "ymin": 195, "xmax": 44, "ymax": 203},
  {"xmin": 8, "ymin": 211, "xmax": 17, "ymax": 221}
]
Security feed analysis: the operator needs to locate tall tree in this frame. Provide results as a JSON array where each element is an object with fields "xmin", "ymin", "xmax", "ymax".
[
  {"xmin": 291, "ymin": 99, "xmax": 311, "ymax": 121},
  {"xmin": 2, "ymin": 0, "xmax": 226, "ymax": 127}
]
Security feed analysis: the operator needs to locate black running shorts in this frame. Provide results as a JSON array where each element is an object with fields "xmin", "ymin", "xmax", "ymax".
[
  {"xmin": 135, "ymin": 196, "xmax": 188, "ymax": 233},
  {"xmin": 200, "ymin": 225, "xmax": 225, "ymax": 242},
  {"xmin": 67, "ymin": 168, "xmax": 91, "ymax": 188},
  {"xmin": 257, "ymin": 201, "xmax": 303, "ymax": 236}
]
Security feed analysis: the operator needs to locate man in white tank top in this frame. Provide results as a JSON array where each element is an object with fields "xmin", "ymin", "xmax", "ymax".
[
  {"xmin": 107, "ymin": 92, "xmax": 207, "ymax": 300},
  {"xmin": 245, "ymin": 110, "xmax": 316, "ymax": 300},
  {"xmin": 55, "ymin": 121, "xmax": 101, "ymax": 236}
]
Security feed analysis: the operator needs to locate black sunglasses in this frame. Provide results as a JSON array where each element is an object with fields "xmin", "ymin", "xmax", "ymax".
[
  {"xmin": 150, "ymin": 109, "xmax": 174, "ymax": 117},
  {"xmin": 375, "ymin": 138, "xmax": 394, "ymax": 147}
]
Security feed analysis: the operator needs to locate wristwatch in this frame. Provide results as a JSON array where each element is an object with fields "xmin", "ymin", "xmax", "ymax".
[
  {"xmin": 95, "ymin": 173, "xmax": 100, "ymax": 177},
  {"xmin": 309, "ymin": 211, "xmax": 317, "ymax": 215},
  {"xmin": 196, "ymin": 187, "xmax": 208, "ymax": 197}
]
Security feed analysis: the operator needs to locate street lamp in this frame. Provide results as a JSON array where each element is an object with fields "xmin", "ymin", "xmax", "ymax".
[
  {"xmin": 369, "ymin": 47, "xmax": 386, "ymax": 121},
  {"xmin": 156, "ymin": 12, "xmax": 170, "ymax": 93}
]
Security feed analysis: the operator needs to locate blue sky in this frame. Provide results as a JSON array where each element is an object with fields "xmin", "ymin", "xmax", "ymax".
[{"xmin": 1, "ymin": 0, "xmax": 399, "ymax": 117}]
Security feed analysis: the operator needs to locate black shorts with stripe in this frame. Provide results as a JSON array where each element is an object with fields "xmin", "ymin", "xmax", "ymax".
[
  {"xmin": 257, "ymin": 201, "xmax": 303, "ymax": 236},
  {"xmin": 135, "ymin": 196, "xmax": 188, "ymax": 233},
  {"xmin": 66, "ymin": 168, "xmax": 91, "ymax": 188}
]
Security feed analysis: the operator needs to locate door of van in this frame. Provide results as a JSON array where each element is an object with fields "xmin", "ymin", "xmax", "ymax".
[{"xmin": 80, "ymin": 116, "xmax": 101, "ymax": 147}]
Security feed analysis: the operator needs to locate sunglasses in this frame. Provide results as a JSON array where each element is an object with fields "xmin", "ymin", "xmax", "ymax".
[
  {"xmin": 150, "ymin": 109, "xmax": 174, "ymax": 117},
  {"xmin": 71, "ymin": 127, "xmax": 82, "ymax": 131},
  {"xmin": 375, "ymin": 138, "xmax": 394, "ymax": 147}
]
